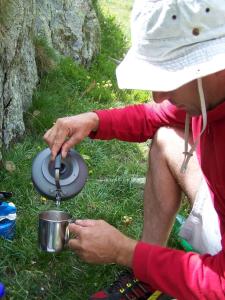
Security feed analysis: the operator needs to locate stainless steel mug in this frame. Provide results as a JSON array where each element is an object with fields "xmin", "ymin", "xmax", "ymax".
[{"xmin": 38, "ymin": 210, "xmax": 74, "ymax": 253}]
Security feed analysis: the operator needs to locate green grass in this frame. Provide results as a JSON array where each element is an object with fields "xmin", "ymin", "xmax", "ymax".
[
  {"xmin": 0, "ymin": 2, "xmax": 186, "ymax": 299},
  {"xmin": 98, "ymin": 0, "xmax": 133, "ymax": 39}
]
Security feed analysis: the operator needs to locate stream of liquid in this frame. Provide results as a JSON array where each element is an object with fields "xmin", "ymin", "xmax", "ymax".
[
  {"xmin": 55, "ymin": 200, "xmax": 61, "ymax": 208},
  {"xmin": 55, "ymin": 191, "xmax": 62, "ymax": 208}
]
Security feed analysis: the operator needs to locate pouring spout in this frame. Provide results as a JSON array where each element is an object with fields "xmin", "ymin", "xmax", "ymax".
[{"xmin": 55, "ymin": 191, "xmax": 62, "ymax": 207}]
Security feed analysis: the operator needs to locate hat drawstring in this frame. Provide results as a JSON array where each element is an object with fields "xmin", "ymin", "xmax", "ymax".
[{"xmin": 180, "ymin": 78, "xmax": 207, "ymax": 173}]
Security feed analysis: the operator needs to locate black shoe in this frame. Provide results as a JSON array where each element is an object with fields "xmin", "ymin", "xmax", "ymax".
[{"xmin": 89, "ymin": 270, "xmax": 153, "ymax": 300}]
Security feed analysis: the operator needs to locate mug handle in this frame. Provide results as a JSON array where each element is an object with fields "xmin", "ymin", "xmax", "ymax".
[{"xmin": 65, "ymin": 219, "xmax": 76, "ymax": 244}]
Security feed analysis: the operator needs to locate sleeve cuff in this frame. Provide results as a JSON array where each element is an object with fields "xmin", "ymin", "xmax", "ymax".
[
  {"xmin": 132, "ymin": 241, "xmax": 151, "ymax": 282},
  {"xmin": 88, "ymin": 109, "xmax": 112, "ymax": 140}
]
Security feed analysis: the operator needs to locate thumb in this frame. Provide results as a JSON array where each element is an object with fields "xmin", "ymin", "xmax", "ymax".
[{"xmin": 75, "ymin": 219, "xmax": 97, "ymax": 227}]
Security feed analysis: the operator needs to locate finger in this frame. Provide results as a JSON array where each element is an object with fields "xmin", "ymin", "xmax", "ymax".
[
  {"xmin": 61, "ymin": 141, "xmax": 72, "ymax": 159},
  {"xmin": 51, "ymin": 143, "xmax": 63, "ymax": 160},
  {"xmin": 68, "ymin": 223, "xmax": 84, "ymax": 235},
  {"xmin": 43, "ymin": 129, "xmax": 53, "ymax": 146},
  {"xmin": 43, "ymin": 130, "xmax": 49, "ymax": 142},
  {"xmin": 75, "ymin": 219, "xmax": 97, "ymax": 227},
  {"xmin": 43, "ymin": 128, "xmax": 62, "ymax": 158},
  {"xmin": 51, "ymin": 135, "xmax": 67, "ymax": 159},
  {"xmin": 61, "ymin": 135, "xmax": 83, "ymax": 158},
  {"xmin": 68, "ymin": 237, "xmax": 81, "ymax": 250}
]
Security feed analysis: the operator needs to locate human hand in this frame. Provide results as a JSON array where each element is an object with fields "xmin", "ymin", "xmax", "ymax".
[
  {"xmin": 43, "ymin": 112, "xmax": 99, "ymax": 160},
  {"xmin": 68, "ymin": 219, "xmax": 137, "ymax": 267}
]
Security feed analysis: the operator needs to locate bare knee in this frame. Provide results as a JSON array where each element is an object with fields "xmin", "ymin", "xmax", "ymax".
[
  {"xmin": 150, "ymin": 127, "xmax": 185, "ymax": 166},
  {"xmin": 148, "ymin": 126, "xmax": 202, "ymax": 202}
]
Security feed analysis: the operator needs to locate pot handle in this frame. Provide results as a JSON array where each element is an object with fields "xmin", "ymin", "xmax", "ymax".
[
  {"xmin": 65, "ymin": 219, "xmax": 76, "ymax": 244},
  {"xmin": 55, "ymin": 152, "xmax": 62, "ymax": 170},
  {"xmin": 55, "ymin": 152, "xmax": 62, "ymax": 192},
  {"xmin": 55, "ymin": 149, "xmax": 62, "ymax": 205}
]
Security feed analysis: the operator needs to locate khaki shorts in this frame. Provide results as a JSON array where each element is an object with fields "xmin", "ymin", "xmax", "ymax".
[{"xmin": 179, "ymin": 178, "xmax": 222, "ymax": 255}]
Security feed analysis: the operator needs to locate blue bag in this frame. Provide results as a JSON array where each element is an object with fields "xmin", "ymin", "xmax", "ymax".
[{"xmin": 0, "ymin": 201, "xmax": 16, "ymax": 240}]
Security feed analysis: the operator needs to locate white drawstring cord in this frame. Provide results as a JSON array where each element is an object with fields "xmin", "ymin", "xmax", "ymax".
[{"xmin": 180, "ymin": 78, "xmax": 207, "ymax": 173}]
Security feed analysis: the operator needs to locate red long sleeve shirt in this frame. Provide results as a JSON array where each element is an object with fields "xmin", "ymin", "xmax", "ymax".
[{"xmin": 90, "ymin": 100, "xmax": 225, "ymax": 299}]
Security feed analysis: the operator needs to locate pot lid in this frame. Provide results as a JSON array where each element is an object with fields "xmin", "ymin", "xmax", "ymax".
[{"xmin": 31, "ymin": 148, "xmax": 88, "ymax": 201}]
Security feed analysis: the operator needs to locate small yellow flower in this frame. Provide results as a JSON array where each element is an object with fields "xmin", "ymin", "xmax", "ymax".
[
  {"xmin": 40, "ymin": 196, "xmax": 47, "ymax": 203},
  {"xmin": 122, "ymin": 215, "xmax": 133, "ymax": 226}
]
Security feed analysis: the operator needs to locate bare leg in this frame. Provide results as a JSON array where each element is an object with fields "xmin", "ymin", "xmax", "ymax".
[{"xmin": 142, "ymin": 127, "xmax": 203, "ymax": 245}]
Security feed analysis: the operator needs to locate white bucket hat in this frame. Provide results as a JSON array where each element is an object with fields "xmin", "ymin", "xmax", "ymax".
[{"xmin": 116, "ymin": 0, "xmax": 225, "ymax": 92}]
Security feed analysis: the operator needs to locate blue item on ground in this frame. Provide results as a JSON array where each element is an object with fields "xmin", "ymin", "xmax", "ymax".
[
  {"xmin": 0, "ymin": 219, "xmax": 16, "ymax": 240},
  {"xmin": 0, "ymin": 201, "xmax": 16, "ymax": 218},
  {"xmin": 0, "ymin": 201, "xmax": 16, "ymax": 240},
  {"xmin": 0, "ymin": 283, "xmax": 5, "ymax": 298}
]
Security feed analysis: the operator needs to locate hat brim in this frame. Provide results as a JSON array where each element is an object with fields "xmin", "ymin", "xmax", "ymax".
[{"xmin": 116, "ymin": 36, "xmax": 225, "ymax": 91}]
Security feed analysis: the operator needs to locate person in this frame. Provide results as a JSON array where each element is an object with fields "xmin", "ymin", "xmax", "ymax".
[{"xmin": 43, "ymin": 0, "xmax": 225, "ymax": 299}]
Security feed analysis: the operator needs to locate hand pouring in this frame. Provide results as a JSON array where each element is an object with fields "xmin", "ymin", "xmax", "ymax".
[{"xmin": 32, "ymin": 147, "xmax": 88, "ymax": 252}]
